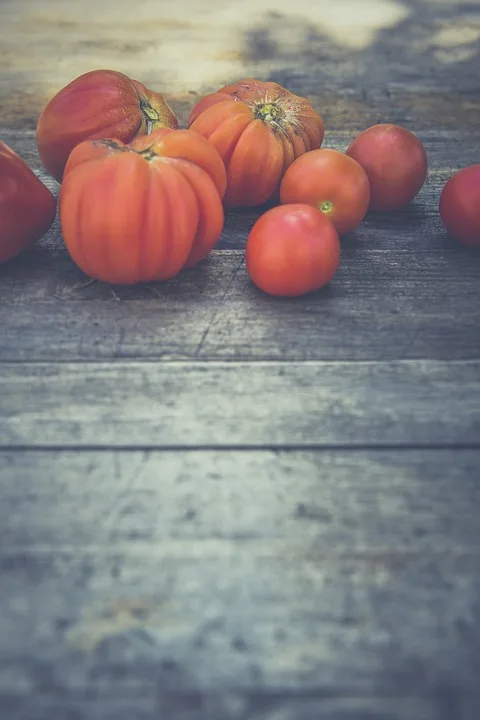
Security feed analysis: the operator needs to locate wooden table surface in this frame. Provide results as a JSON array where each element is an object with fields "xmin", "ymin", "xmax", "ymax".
[{"xmin": 1, "ymin": 1, "xmax": 480, "ymax": 718}]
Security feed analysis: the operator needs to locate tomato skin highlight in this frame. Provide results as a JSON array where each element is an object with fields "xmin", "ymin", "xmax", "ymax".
[
  {"xmin": 0, "ymin": 140, "xmax": 56, "ymax": 265},
  {"xmin": 59, "ymin": 128, "xmax": 226, "ymax": 284},
  {"xmin": 36, "ymin": 69, "xmax": 178, "ymax": 182},
  {"xmin": 245, "ymin": 204, "xmax": 340, "ymax": 297},
  {"xmin": 439, "ymin": 164, "xmax": 480, "ymax": 247},
  {"xmin": 188, "ymin": 79, "xmax": 325, "ymax": 208},
  {"xmin": 346, "ymin": 124, "xmax": 428, "ymax": 212},
  {"xmin": 280, "ymin": 148, "xmax": 370, "ymax": 234}
]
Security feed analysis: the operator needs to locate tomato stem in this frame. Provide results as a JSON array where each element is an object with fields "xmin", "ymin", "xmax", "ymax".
[
  {"xmin": 254, "ymin": 102, "xmax": 284, "ymax": 126},
  {"xmin": 139, "ymin": 97, "xmax": 160, "ymax": 134},
  {"xmin": 319, "ymin": 200, "xmax": 334, "ymax": 214}
]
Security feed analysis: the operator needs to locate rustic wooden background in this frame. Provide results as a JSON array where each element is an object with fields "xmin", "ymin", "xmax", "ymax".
[{"xmin": 1, "ymin": 0, "xmax": 480, "ymax": 718}]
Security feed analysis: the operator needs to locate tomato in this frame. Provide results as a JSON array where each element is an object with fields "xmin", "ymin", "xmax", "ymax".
[
  {"xmin": 188, "ymin": 79, "xmax": 324, "ymax": 208},
  {"xmin": 59, "ymin": 128, "xmax": 227, "ymax": 284},
  {"xmin": 345, "ymin": 124, "xmax": 428, "ymax": 211},
  {"xmin": 439, "ymin": 164, "xmax": 480, "ymax": 247},
  {"xmin": 279, "ymin": 148, "xmax": 370, "ymax": 234},
  {"xmin": 0, "ymin": 140, "xmax": 56, "ymax": 265},
  {"xmin": 37, "ymin": 69, "xmax": 178, "ymax": 182},
  {"xmin": 245, "ymin": 204, "xmax": 340, "ymax": 296}
]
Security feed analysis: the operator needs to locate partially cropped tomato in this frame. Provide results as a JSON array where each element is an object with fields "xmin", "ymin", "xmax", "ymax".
[
  {"xmin": 37, "ymin": 69, "xmax": 178, "ymax": 182},
  {"xmin": 188, "ymin": 79, "xmax": 324, "ymax": 208},
  {"xmin": 245, "ymin": 204, "xmax": 340, "ymax": 296},
  {"xmin": 346, "ymin": 124, "xmax": 428, "ymax": 211},
  {"xmin": 279, "ymin": 148, "xmax": 370, "ymax": 234},
  {"xmin": 439, "ymin": 164, "xmax": 480, "ymax": 247},
  {"xmin": 0, "ymin": 140, "xmax": 56, "ymax": 265},
  {"xmin": 59, "ymin": 128, "xmax": 227, "ymax": 284}
]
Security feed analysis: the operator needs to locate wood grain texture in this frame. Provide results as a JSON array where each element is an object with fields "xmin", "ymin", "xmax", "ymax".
[
  {"xmin": 3, "ymin": 129, "xmax": 480, "ymax": 176},
  {"xmin": 1, "ymin": 132, "xmax": 480, "ymax": 363},
  {"xmin": 1, "ymin": 542, "xmax": 480, "ymax": 719},
  {"xmin": 3, "ymin": 127, "xmax": 478, "ymax": 250},
  {"xmin": 2, "ymin": 449, "xmax": 480, "ymax": 551},
  {"xmin": 1, "ymin": 360, "xmax": 480, "ymax": 448},
  {"xmin": 0, "ymin": 0, "xmax": 479, "ymax": 131},
  {"xmin": 3, "ymin": 128, "xmax": 480, "ymax": 249},
  {"xmin": 1, "ymin": 451, "xmax": 480, "ymax": 719},
  {"xmin": 2, "ymin": 246, "xmax": 480, "ymax": 362}
]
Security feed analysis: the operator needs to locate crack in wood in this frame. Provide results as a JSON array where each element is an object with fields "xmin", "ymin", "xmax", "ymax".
[{"xmin": 194, "ymin": 254, "xmax": 245, "ymax": 358}]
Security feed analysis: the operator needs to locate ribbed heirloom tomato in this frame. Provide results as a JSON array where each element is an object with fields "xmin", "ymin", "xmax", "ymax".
[
  {"xmin": 37, "ymin": 69, "xmax": 178, "ymax": 182},
  {"xmin": 439, "ymin": 164, "xmax": 480, "ymax": 247},
  {"xmin": 59, "ymin": 128, "xmax": 227, "ymax": 284},
  {"xmin": 188, "ymin": 79, "xmax": 324, "ymax": 208},
  {"xmin": 280, "ymin": 148, "xmax": 370, "ymax": 234},
  {"xmin": 0, "ymin": 140, "xmax": 56, "ymax": 265},
  {"xmin": 245, "ymin": 204, "xmax": 340, "ymax": 297},
  {"xmin": 346, "ymin": 124, "xmax": 428, "ymax": 211}
]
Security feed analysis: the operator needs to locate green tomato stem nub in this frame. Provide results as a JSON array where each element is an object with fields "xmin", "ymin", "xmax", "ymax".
[
  {"xmin": 254, "ymin": 102, "xmax": 282, "ymax": 124},
  {"xmin": 319, "ymin": 200, "xmax": 333, "ymax": 214}
]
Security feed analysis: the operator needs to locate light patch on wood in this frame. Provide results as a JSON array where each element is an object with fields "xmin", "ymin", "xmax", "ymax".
[
  {"xmin": 222, "ymin": 0, "xmax": 410, "ymax": 49},
  {"xmin": 431, "ymin": 18, "xmax": 480, "ymax": 64},
  {"xmin": 66, "ymin": 597, "xmax": 183, "ymax": 652},
  {"xmin": 433, "ymin": 22, "xmax": 480, "ymax": 48},
  {"xmin": 434, "ymin": 46, "xmax": 478, "ymax": 64},
  {"xmin": 2, "ymin": 0, "xmax": 409, "ymax": 93}
]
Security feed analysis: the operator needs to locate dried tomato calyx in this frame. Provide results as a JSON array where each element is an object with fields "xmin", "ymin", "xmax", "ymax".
[
  {"xmin": 137, "ymin": 146, "xmax": 158, "ymax": 161},
  {"xmin": 139, "ymin": 97, "xmax": 161, "ymax": 134},
  {"xmin": 254, "ymin": 102, "xmax": 284, "ymax": 126},
  {"xmin": 94, "ymin": 139, "xmax": 157, "ymax": 161},
  {"xmin": 95, "ymin": 139, "xmax": 128, "ymax": 152}
]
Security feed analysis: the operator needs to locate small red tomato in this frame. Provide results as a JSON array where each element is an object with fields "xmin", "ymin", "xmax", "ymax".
[
  {"xmin": 0, "ymin": 140, "xmax": 56, "ymax": 265},
  {"xmin": 279, "ymin": 148, "xmax": 370, "ymax": 234},
  {"xmin": 37, "ymin": 69, "xmax": 178, "ymax": 182},
  {"xmin": 245, "ymin": 204, "xmax": 340, "ymax": 296},
  {"xmin": 346, "ymin": 124, "xmax": 428, "ymax": 211},
  {"xmin": 59, "ymin": 128, "xmax": 226, "ymax": 285},
  {"xmin": 439, "ymin": 164, "xmax": 480, "ymax": 247}
]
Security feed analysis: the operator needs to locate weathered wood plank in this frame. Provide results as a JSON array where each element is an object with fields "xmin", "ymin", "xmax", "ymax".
[
  {"xmin": 0, "ymin": 545, "xmax": 479, "ymax": 719},
  {"xmin": 2, "ymin": 247, "xmax": 480, "ymax": 362},
  {"xmin": 3, "ymin": 129, "xmax": 475, "ymax": 258},
  {"xmin": 1, "ymin": 134, "xmax": 479, "ymax": 365},
  {"xmin": 0, "ymin": 0, "xmax": 479, "ymax": 130},
  {"xmin": 1, "ymin": 130, "xmax": 477, "ymax": 263},
  {"xmin": 2, "ymin": 449, "xmax": 480, "ymax": 551},
  {"xmin": 0, "ymin": 693, "xmax": 444, "ymax": 720},
  {"xmin": 4, "ymin": 448, "xmax": 480, "ymax": 719},
  {"xmin": 3, "ymin": 129, "xmax": 480, "ymax": 176},
  {"xmin": 1, "ymin": 360, "xmax": 480, "ymax": 448},
  {"xmin": 0, "ymin": 167, "xmax": 471, "ymax": 253}
]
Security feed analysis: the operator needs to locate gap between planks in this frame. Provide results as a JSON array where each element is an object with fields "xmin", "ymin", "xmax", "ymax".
[
  {"xmin": 1, "ymin": 542, "xmax": 480, "ymax": 562},
  {"xmin": 1, "ymin": 442, "xmax": 480, "ymax": 452}
]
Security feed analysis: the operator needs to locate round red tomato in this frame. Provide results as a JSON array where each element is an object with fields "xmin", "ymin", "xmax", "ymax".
[
  {"xmin": 439, "ymin": 164, "xmax": 480, "ymax": 247},
  {"xmin": 245, "ymin": 204, "xmax": 340, "ymax": 296},
  {"xmin": 0, "ymin": 140, "xmax": 56, "ymax": 265},
  {"xmin": 279, "ymin": 148, "xmax": 370, "ymax": 234},
  {"xmin": 59, "ymin": 128, "xmax": 226, "ymax": 284},
  {"xmin": 37, "ymin": 69, "xmax": 178, "ymax": 182},
  {"xmin": 188, "ymin": 79, "xmax": 324, "ymax": 208},
  {"xmin": 346, "ymin": 124, "xmax": 428, "ymax": 211}
]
